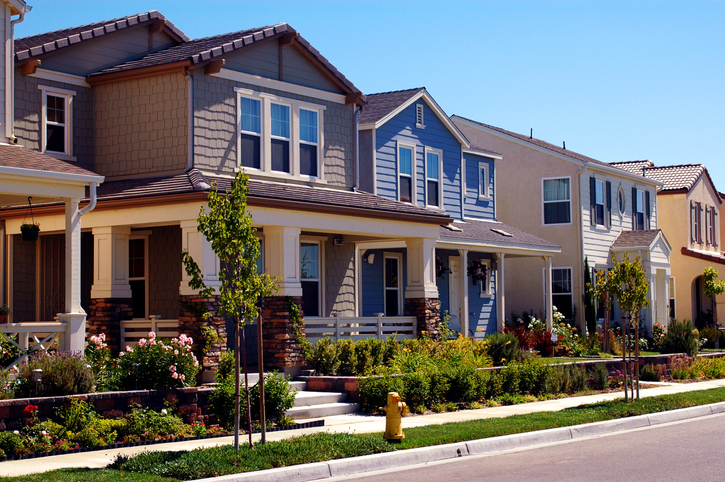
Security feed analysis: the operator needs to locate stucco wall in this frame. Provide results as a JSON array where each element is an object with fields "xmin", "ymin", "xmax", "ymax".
[{"xmin": 94, "ymin": 72, "xmax": 188, "ymax": 178}]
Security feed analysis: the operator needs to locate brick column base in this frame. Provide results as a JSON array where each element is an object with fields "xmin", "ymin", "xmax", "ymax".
[
  {"xmin": 179, "ymin": 295, "xmax": 228, "ymax": 382},
  {"xmin": 262, "ymin": 296, "xmax": 305, "ymax": 373},
  {"xmin": 88, "ymin": 298, "xmax": 133, "ymax": 353},
  {"xmin": 405, "ymin": 298, "xmax": 441, "ymax": 339}
]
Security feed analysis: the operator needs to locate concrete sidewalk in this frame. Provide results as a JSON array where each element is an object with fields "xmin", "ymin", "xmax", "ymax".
[{"xmin": 2, "ymin": 378, "xmax": 725, "ymax": 478}]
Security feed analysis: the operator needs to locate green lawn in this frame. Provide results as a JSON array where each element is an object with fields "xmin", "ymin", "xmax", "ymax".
[{"xmin": 4, "ymin": 387, "xmax": 725, "ymax": 482}]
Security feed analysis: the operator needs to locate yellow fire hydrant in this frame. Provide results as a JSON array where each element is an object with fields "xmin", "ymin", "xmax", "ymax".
[{"xmin": 381, "ymin": 392, "xmax": 407, "ymax": 441}]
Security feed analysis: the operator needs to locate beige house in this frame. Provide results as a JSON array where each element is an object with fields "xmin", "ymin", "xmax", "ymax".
[
  {"xmin": 452, "ymin": 116, "xmax": 671, "ymax": 334},
  {"xmin": 613, "ymin": 161, "xmax": 725, "ymax": 326}
]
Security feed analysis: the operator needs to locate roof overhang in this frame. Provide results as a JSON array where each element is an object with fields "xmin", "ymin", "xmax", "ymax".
[
  {"xmin": 0, "ymin": 165, "xmax": 104, "ymax": 206},
  {"xmin": 5, "ymin": 0, "xmax": 27, "ymax": 16},
  {"xmin": 437, "ymin": 237, "xmax": 560, "ymax": 257}
]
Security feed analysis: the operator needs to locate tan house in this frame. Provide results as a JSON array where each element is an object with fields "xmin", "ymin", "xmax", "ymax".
[
  {"xmin": 613, "ymin": 161, "xmax": 725, "ymax": 326},
  {"xmin": 452, "ymin": 116, "xmax": 671, "ymax": 334}
]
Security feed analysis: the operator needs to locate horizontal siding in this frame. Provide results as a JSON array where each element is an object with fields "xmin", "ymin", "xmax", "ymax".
[
  {"xmin": 463, "ymin": 153, "xmax": 495, "ymax": 220},
  {"xmin": 40, "ymin": 28, "xmax": 177, "ymax": 76}
]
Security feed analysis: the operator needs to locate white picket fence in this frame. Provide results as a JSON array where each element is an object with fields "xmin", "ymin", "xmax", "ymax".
[
  {"xmin": 0, "ymin": 322, "xmax": 68, "ymax": 369},
  {"xmin": 120, "ymin": 318, "xmax": 180, "ymax": 347},
  {"xmin": 304, "ymin": 316, "xmax": 417, "ymax": 343}
]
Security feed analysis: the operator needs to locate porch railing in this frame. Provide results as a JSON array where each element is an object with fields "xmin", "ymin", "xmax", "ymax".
[
  {"xmin": 304, "ymin": 316, "xmax": 417, "ymax": 342},
  {"xmin": 0, "ymin": 322, "xmax": 68, "ymax": 369},
  {"xmin": 120, "ymin": 318, "xmax": 179, "ymax": 347}
]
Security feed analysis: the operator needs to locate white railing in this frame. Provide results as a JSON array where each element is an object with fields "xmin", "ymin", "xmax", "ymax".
[
  {"xmin": 304, "ymin": 316, "xmax": 417, "ymax": 342},
  {"xmin": 120, "ymin": 318, "xmax": 180, "ymax": 347},
  {"xmin": 0, "ymin": 322, "xmax": 68, "ymax": 368}
]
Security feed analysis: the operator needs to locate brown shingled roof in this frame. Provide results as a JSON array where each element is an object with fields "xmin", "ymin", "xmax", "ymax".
[
  {"xmin": 0, "ymin": 145, "xmax": 100, "ymax": 177},
  {"xmin": 439, "ymin": 219, "xmax": 559, "ymax": 250},
  {"xmin": 15, "ymin": 11, "xmax": 190, "ymax": 62},
  {"xmin": 611, "ymin": 229, "xmax": 666, "ymax": 249},
  {"xmin": 359, "ymin": 88, "xmax": 425, "ymax": 124}
]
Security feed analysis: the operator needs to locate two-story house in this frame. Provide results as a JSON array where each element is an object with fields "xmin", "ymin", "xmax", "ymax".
[
  {"xmin": 358, "ymin": 88, "xmax": 560, "ymax": 336},
  {"xmin": 612, "ymin": 161, "xmax": 725, "ymax": 326},
  {"xmin": 452, "ymin": 116, "xmax": 671, "ymax": 335},
  {"xmin": 2, "ymin": 12, "xmax": 454, "ymax": 377}
]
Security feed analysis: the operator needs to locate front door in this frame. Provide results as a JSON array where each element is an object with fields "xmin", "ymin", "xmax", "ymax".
[{"xmin": 449, "ymin": 256, "xmax": 461, "ymax": 334}]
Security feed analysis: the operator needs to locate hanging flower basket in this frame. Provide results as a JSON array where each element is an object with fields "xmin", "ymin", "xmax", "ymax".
[
  {"xmin": 435, "ymin": 255, "xmax": 451, "ymax": 279},
  {"xmin": 20, "ymin": 223, "xmax": 40, "ymax": 242},
  {"xmin": 467, "ymin": 258, "xmax": 489, "ymax": 285},
  {"xmin": 0, "ymin": 305, "xmax": 9, "ymax": 324}
]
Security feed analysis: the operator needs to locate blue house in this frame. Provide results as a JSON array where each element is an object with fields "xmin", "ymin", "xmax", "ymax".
[{"xmin": 359, "ymin": 88, "xmax": 560, "ymax": 336}]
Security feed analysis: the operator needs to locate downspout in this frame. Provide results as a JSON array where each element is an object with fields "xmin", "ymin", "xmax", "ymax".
[
  {"xmin": 9, "ymin": 6, "xmax": 30, "ymax": 143},
  {"xmin": 185, "ymin": 68, "xmax": 194, "ymax": 171},
  {"xmin": 353, "ymin": 106, "xmax": 360, "ymax": 191},
  {"xmin": 576, "ymin": 162, "xmax": 589, "ymax": 330},
  {"xmin": 79, "ymin": 182, "xmax": 99, "ymax": 216}
]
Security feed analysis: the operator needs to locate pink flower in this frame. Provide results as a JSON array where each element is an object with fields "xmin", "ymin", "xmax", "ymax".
[
  {"xmin": 139, "ymin": 338, "xmax": 146, "ymax": 347},
  {"xmin": 172, "ymin": 372, "xmax": 179, "ymax": 379},
  {"xmin": 149, "ymin": 332, "xmax": 156, "ymax": 340},
  {"xmin": 179, "ymin": 374, "xmax": 185, "ymax": 381},
  {"xmin": 174, "ymin": 350, "xmax": 179, "ymax": 355},
  {"xmin": 169, "ymin": 365, "xmax": 177, "ymax": 372},
  {"xmin": 119, "ymin": 351, "xmax": 125, "ymax": 356}
]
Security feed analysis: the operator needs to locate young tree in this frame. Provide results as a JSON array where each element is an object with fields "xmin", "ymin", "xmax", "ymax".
[
  {"xmin": 584, "ymin": 257, "xmax": 597, "ymax": 337},
  {"xmin": 182, "ymin": 171, "xmax": 278, "ymax": 449},
  {"xmin": 703, "ymin": 267, "xmax": 725, "ymax": 348},
  {"xmin": 591, "ymin": 267, "xmax": 617, "ymax": 354}
]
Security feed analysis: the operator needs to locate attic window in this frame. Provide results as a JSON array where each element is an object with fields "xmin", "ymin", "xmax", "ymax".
[
  {"xmin": 491, "ymin": 228, "xmax": 513, "ymax": 237},
  {"xmin": 416, "ymin": 104, "xmax": 425, "ymax": 128}
]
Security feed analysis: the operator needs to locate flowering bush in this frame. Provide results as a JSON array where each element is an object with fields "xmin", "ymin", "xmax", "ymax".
[
  {"xmin": 117, "ymin": 332, "xmax": 199, "ymax": 390},
  {"xmin": 467, "ymin": 258, "xmax": 488, "ymax": 285},
  {"xmin": 85, "ymin": 333, "xmax": 120, "ymax": 391},
  {"xmin": 15, "ymin": 351, "xmax": 94, "ymax": 397}
]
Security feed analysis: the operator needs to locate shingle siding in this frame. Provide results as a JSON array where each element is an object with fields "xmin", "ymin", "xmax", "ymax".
[
  {"xmin": 324, "ymin": 239, "xmax": 355, "ymax": 317},
  {"xmin": 148, "ymin": 225, "xmax": 182, "ymax": 320},
  {"xmin": 12, "ymin": 236, "xmax": 36, "ymax": 323},
  {"xmin": 93, "ymin": 71, "xmax": 188, "ymax": 178}
]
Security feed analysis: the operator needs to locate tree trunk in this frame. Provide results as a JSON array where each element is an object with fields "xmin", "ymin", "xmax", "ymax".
[
  {"xmin": 234, "ymin": 320, "xmax": 240, "ymax": 450},
  {"xmin": 622, "ymin": 315, "xmax": 628, "ymax": 402},
  {"xmin": 635, "ymin": 317, "xmax": 640, "ymax": 399},
  {"xmin": 241, "ymin": 326, "xmax": 253, "ymax": 448},
  {"xmin": 257, "ymin": 298, "xmax": 266, "ymax": 444}
]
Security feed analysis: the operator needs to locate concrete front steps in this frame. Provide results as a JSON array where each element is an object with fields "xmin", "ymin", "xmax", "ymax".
[{"xmin": 285, "ymin": 380, "xmax": 359, "ymax": 420}]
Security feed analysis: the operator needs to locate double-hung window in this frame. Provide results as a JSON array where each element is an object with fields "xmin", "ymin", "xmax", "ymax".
[
  {"xmin": 478, "ymin": 162, "xmax": 489, "ymax": 199},
  {"xmin": 552, "ymin": 267, "xmax": 573, "ymax": 321},
  {"xmin": 270, "ymin": 103, "xmax": 291, "ymax": 173},
  {"xmin": 594, "ymin": 179, "xmax": 605, "ymax": 226},
  {"xmin": 239, "ymin": 96, "xmax": 262, "ymax": 169},
  {"xmin": 543, "ymin": 178, "xmax": 571, "ymax": 225},
  {"xmin": 299, "ymin": 108, "xmax": 318, "ymax": 177},
  {"xmin": 426, "ymin": 149, "xmax": 441, "ymax": 208},
  {"xmin": 39, "ymin": 85, "xmax": 75, "ymax": 159},
  {"xmin": 632, "ymin": 187, "xmax": 650, "ymax": 230},
  {"xmin": 300, "ymin": 242, "xmax": 320, "ymax": 317},
  {"xmin": 398, "ymin": 144, "xmax": 414, "ymax": 203}
]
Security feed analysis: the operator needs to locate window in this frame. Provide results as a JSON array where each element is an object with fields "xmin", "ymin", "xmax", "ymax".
[
  {"xmin": 299, "ymin": 108, "xmax": 318, "ymax": 177},
  {"xmin": 236, "ymin": 88, "xmax": 324, "ymax": 178},
  {"xmin": 594, "ymin": 179, "xmax": 605, "ymax": 226},
  {"xmin": 618, "ymin": 186, "xmax": 626, "ymax": 215},
  {"xmin": 691, "ymin": 201, "xmax": 702, "ymax": 244},
  {"xmin": 426, "ymin": 150, "xmax": 441, "ymax": 208},
  {"xmin": 477, "ymin": 258, "xmax": 492, "ymax": 297},
  {"xmin": 398, "ymin": 144, "xmax": 414, "ymax": 203},
  {"xmin": 543, "ymin": 178, "xmax": 571, "ymax": 225},
  {"xmin": 416, "ymin": 104, "xmax": 425, "ymax": 128},
  {"xmin": 632, "ymin": 188, "xmax": 650, "ymax": 230},
  {"xmin": 552, "ymin": 268, "xmax": 573, "ymax": 321},
  {"xmin": 239, "ymin": 96, "xmax": 262, "ymax": 169},
  {"xmin": 128, "ymin": 238, "xmax": 146, "ymax": 319},
  {"xmin": 384, "ymin": 253, "xmax": 403, "ymax": 316},
  {"xmin": 478, "ymin": 162, "xmax": 489, "ymax": 199},
  {"xmin": 300, "ymin": 242, "xmax": 320, "ymax": 317},
  {"xmin": 669, "ymin": 277, "xmax": 676, "ymax": 320},
  {"xmin": 39, "ymin": 85, "xmax": 75, "ymax": 159}
]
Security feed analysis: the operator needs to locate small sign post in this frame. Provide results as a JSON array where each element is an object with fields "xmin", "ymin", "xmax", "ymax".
[{"xmin": 551, "ymin": 333, "xmax": 558, "ymax": 357}]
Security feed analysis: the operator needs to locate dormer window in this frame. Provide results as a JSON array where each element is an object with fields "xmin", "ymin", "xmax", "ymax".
[{"xmin": 416, "ymin": 104, "xmax": 425, "ymax": 128}]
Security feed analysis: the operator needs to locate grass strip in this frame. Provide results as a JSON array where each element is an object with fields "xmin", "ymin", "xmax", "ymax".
[{"xmin": 5, "ymin": 387, "xmax": 725, "ymax": 482}]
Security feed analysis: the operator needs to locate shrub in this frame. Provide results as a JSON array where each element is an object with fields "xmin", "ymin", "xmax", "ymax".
[
  {"xmin": 401, "ymin": 371, "xmax": 430, "ymax": 410},
  {"xmin": 699, "ymin": 326, "xmax": 725, "ymax": 349},
  {"xmin": 215, "ymin": 350, "xmax": 235, "ymax": 383},
  {"xmin": 0, "ymin": 369, "xmax": 13, "ymax": 400},
  {"xmin": 516, "ymin": 360, "xmax": 550, "ymax": 396},
  {"xmin": 659, "ymin": 320, "xmax": 699, "ymax": 356},
  {"xmin": 0, "ymin": 333, "xmax": 22, "ymax": 368},
  {"xmin": 354, "ymin": 338, "xmax": 385, "ymax": 375},
  {"xmin": 445, "ymin": 363, "xmax": 485, "ymax": 403},
  {"xmin": 249, "ymin": 371, "xmax": 297, "ymax": 421},
  {"xmin": 336, "ymin": 339, "xmax": 357, "ymax": 376},
  {"xmin": 0, "ymin": 432, "xmax": 24, "ymax": 457},
  {"xmin": 530, "ymin": 328, "xmax": 554, "ymax": 357},
  {"xmin": 55, "ymin": 398, "xmax": 95, "ymax": 433},
  {"xmin": 208, "ymin": 377, "xmax": 244, "ymax": 429},
  {"xmin": 504, "ymin": 324, "xmax": 532, "ymax": 350},
  {"xmin": 310, "ymin": 338, "xmax": 340, "ymax": 375},
  {"xmin": 588, "ymin": 364, "xmax": 610, "ymax": 389},
  {"xmin": 15, "ymin": 351, "xmax": 94, "ymax": 397},
  {"xmin": 85, "ymin": 333, "xmax": 120, "ymax": 391},
  {"xmin": 117, "ymin": 332, "xmax": 200, "ymax": 390},
  {"xmin": 547, "ymin": 364, "xmax": 588, "ymax": 394},
  {"xmin": 357, "ymin": 371, "xmax": 403, "ymax": 413},
  {"xmin": 639, "ymin": 363, "xmax": 662, "ymax": 382},
  {"xmin": 486, "ymin": 333, "xmax": 519, "ymax": 366},
  {"xmin": 124, "ymin": 405, "xmax": 187, "ymax": 441}
]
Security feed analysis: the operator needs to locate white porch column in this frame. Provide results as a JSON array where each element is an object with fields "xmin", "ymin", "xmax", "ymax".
[
  {"xmin": 90, "ymin": 226, "xmax": 132, "ymax": 299},
  {"xmin": 648, "ymin": 274, "xmax": 656, "ymax": 330},
  {"xmin": 404, "ymin": 237, "xmax": 438, "ymax": 299},
  {"xmin": 180, "ymin": 220, "xmax": 221, "ymax": 295},
  {"xmin": 664, "ymin": 274, "xmax": 671, "ymax": 323},
  {"xmin": 459, "ymin": 249, "xmax": 469, "ymax": 337},
  {"xmin": 546, "ymin": 256, "xmax": 554, "ymax": 330},
  {"xmin": 263, "ymin": 226, "xmax": 302, "ymax": 297},
  {"xmin": 496, "ymin": 253, "xmax": 505, "ymax": 333},
  {"xmin": 59, "ymin": 198, "xmax": 86, "ymax": 353}
]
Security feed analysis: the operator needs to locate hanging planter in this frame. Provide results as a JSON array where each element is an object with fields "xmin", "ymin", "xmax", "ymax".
[
  {"xmin": 435, "ymin": 255, "xmax": 451, "ymax": 279},
  {"xmin": 20, "ymin": 196, "xmax": 40, "ymax": 242},
  {"xmin": 467, "ymin": 258, "xmax": 489, "ymax": 286},
  {"xmin": 0, "ymin": 304, "xmax": 9, "ymax": 324}
]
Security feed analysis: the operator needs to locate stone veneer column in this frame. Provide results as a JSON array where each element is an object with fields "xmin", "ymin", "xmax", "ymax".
[
  {"xmin": 405, "ymin": 298, "xmax": 441, "ymax": 338},
  {"xmin": 87, "ymin": 298, "xmax": 133, "ymax": 353},
  {"xmin": 262, "ymin": 296, "xmax": 305, "ymax": 373},
  {"xmin": 405, "ymin": 237, "xmax": 441, "ymax": 338},
  {"xmin": 179, "ymin": 295, "xmax": 227, "ymax": 384}
]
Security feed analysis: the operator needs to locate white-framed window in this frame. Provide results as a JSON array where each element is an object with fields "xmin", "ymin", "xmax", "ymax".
[
  {"xmin": 397, "ymin": 143, "xmax": 414, "ymax": 203},
  {"xmin": 635, "ymin": 189, "xmax": 646, "ymax": 230},
  {"xmin": 383, "ymin": 252, "xmax": 403, "ymax": 316},
  {"xmin": 542, "ymin": 177, "xmax": 571, "ymax": 225},
  {"xmin": 415, "ymin": 103, "xmax": 425, "ymax": 128},
  {"xmin": 669, "ymin": 276, "xmax": 676, "ymax": 320},
  {"xmin": 478, "ymin": 162, "xmax": 490, "ymax": 199},
  {"xmin": 617, "ymin": 186, "xmax": 626, "ymax": 216},
  {"xmin": 477, "ymin": 258, "xmax": 492, "ymax": 297},
  {"xmin": 236, "ymin": 88, "xmax": 325, "ymax": 179},
  {"xmin": 552, "ymin": 267, "xmax": 573, "ymax": 321},
  {"xmin": 39, "ymin": 85, "xmax": 75, "ymax": 159},
  {"xmin": 128, "ymin": 236, "xmax": 148, "ymax": 319},
  {"xmin": 425, "ymin": 148, "xmax": 442, "ymax": 208},
  {"xmin": 691, "ymin": 201, "xmax": 702, "ymax": 244},
  {"xmin": 594, "ymin": 179, "xmax": 605, "ymax": 226},
  {"xmin": 300, "ymin": 241, "xmax": 321, "ymax": 317}
]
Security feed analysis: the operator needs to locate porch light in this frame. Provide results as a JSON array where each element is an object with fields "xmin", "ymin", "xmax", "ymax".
[
  {"xmin": 366, "ymin": 253, "xmax": 375, "ymax": 265},
  {"xmin": 31, "ymin": 369, "xmax": 42, "ymax": 394}
]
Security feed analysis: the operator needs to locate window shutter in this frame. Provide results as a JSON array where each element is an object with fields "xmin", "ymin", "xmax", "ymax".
[
  {"xmin": 632, "ymin": 187, "xmax": 637, "ymax": 230},
  {"xmin": 590, "ymin": 177, "xmax": 596, "ymax": 226},
  {"xmin": 690, "ymin": 201, "xmax": 695, "ymax": 243},
  {"xmin": 698, "ymin": 203, "xmax": 703, "ymax": 244},
  {"xmin": 606, "ymin": 181, "xmax": 612, "ymax": 227},
  {"xmin": 715, "ymin": 210, "xmax": 719, "ymax": 247},
  {"xmin": 645, "ymin": 190, "xmax": 651, "ymax": 229}
]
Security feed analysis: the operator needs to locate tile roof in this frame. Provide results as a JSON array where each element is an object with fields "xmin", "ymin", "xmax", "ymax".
[
  {"xmin": 439, "ymin": 219, "xmax": 559, "ymax": 250},
  {"xmin": 0, "ymin": 145, "xmax": 100, "ymax": 177},
  {"xmin": 611, "ymin": 229, "xmax": 663, "ymax": 249},
  {"xmin": 359, "ymin": 88, "xmax": 425, "ymax": 124},
  {"xmin": 609, "ymin": 160, "xmax": 654, "ymax": 176},
  {"xmin": 15, "ymin": 11, "xmax": 189, "ymax": 62},
  {"xmin": 452, "ymin": 115, "xmax": 625, "ymax": 171},
  {"xmin": 681, "ymin": 247, "xmax": 725, "ymax": 266},
  {"xmin": 643, "ymin": 164, "xmax": 705, "ymax": 192}
]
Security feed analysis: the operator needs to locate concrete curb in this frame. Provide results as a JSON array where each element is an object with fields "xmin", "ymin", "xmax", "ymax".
[{"xmin": 194, "ymin": 401, "xmax": 725, "ymax": 482}]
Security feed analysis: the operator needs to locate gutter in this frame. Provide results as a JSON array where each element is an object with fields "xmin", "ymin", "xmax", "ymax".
[
  {"xmin": 353, "ymin": 106, "xmax": 360, "ymax": 191},
  {"xmin": 9, "ymin": 5, "xmax": 30, "ymax": 143},
  {"xmin": 576, "ymin": 162, "xmax": 589, "ymax": 329}
]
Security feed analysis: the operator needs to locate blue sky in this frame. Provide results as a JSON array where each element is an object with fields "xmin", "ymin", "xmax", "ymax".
[{"xmin": 16, "ymin": 1, "xmax": 725, "ymax": 189}]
